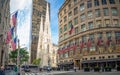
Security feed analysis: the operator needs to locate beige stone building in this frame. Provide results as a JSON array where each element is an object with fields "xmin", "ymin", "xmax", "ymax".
[
  {"xmin": 51, "ymin": 44, "xmax": 58, "ymax": 67},
  {"xmin": 58, "ymin": 0, "xmax": 120, "ymax": 70},
  {"xmin": 0, "ymin": 0, "xmax": 10, "ymax": 66}
]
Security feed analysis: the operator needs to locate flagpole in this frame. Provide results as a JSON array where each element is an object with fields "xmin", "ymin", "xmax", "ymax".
[{"xmin": 17, "ymin": 39, "xmax": 20, "ymax": 74}]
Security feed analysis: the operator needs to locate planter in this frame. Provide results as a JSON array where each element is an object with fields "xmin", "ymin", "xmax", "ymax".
[
  {"xmin": 84, "ymin": 67, "xmax": 90, "ymax": 72},
  {"xmin": 94, "ymin": 67, "xmax": 100, "ymax": 72},
  {"xmin": 117, "ymin": 66, "xmax": 120, "ymax": 71},
  {"xmin": 105, "ymin": 67, "xmax": 111, "ymax": 72}
]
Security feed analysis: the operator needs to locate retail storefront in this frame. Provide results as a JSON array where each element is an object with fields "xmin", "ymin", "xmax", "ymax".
[
  {"xmin": 58, "ymin": 62, "xmax": 74, "ymax": 71},
  {"xmin": 82, "ymin": 58, "xmax": 120, "ymax": 69}
]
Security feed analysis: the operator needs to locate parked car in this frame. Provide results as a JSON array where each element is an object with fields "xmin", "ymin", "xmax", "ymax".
[
  {"xmin": 43, "ymin": 66, "xmax": 52, "ymax": 71},
  {"xmin": 21, "ymin": 65, "xmax": 30, "ymax": 72},
  {"xmin": 24, "ymin": 68, "xmax": 30, "ymax": 72}
]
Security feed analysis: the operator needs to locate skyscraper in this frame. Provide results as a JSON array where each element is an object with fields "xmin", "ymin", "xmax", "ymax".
[
  {"xmin": 31, "ymin": 0, "xmax": 48, "ymax": 63},
  {"xmin": 31, "ymin": 0, "xmax": 52, "ymax": 67}
]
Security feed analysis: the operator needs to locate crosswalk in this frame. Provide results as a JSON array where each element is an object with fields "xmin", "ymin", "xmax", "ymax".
[
  {"xmin": 24, "ymin": 72, "xmax": 53, "ymax": 75},
  {"xmin": 23, "ymin": 71, "xmax": 73, "ymax": 75}
]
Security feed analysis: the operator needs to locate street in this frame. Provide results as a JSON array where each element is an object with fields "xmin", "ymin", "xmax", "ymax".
[
  {"xmin": 5, "ymin": 70, "xmax": 120, "ymax": 75},
  {"xmin": 54, "ymin": 71, "xmax": 120, "ymax": 75}
]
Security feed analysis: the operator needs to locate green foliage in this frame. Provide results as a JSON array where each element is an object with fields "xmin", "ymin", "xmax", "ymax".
[
  {"xmin": 9, "ymin": 48, "xmax": 29, "ymax": 64},
  {"xmin": 32, "ymin": 58, "xmax": 41, "ymax": 65}
]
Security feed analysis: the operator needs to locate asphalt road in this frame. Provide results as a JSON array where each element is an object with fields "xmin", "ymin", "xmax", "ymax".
[
  {"xmin": 54, "ymin": 71, "xmax": 120, "ymax": 75},
  {"xmin": 5, "ymin": 70, "xmax": 120, "ymax": 75}
]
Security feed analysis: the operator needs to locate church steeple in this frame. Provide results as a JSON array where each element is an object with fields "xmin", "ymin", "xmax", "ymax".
[
  {"xmin": 36, "ymin": 2, "xmax": 53, "ymax": 67},
  {"xmin": 44, "ymin": 2, "xmax": 50, "ymax": 34},
  {"xmin": 40, "ymin": 16, "xmax": 43, "ymax": 32},
  {"xmin": 37, "ymin": 16, "xmax": 44, "ymax": 60}
]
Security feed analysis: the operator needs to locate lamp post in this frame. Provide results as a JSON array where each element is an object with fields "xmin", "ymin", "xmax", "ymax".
[{"xmin": 17, "ymin": 39, "xmax": 20, "ymax": 74}]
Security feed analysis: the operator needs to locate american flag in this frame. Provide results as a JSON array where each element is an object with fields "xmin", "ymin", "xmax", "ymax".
[
  {"xmin": 97, "ymin": 37, "xmax": 103, "ymax": 46},
  {"xmin": 12, "ymin": 11, "xmax": 18, "ymax": 27},
  {"xmin": 69, "ymin": 25, "xmax": 74, "ymax": 35},
  {"xmin": 116, "ymin": 37, "xmax": 120, "ymax": 44},
  {"xmin": 6, "ymin": 30, "xmax": 11, "ymax": 44},
  {"xmin": 106, "ymin": 37, "xmax": 111, "ymax": 46},
  {"xmin": 80, "ymin": 41, "xmax": 84, "ymax": 50},
  {"xmin": 11, "ymin": 37, "xmax": 17, "ymax": 50},
  {"xmin": 87, "ymin": 39, "xmax": 92, "ymax": 48}
]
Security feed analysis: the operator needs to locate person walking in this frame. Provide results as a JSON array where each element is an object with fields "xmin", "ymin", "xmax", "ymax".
[
  {"xmin": 74, "ymin": 66, "xmax": 76, "ymax": 72},
  {"xmin": 0, "ymin": 66, "xmax": 5, "ymax": 75}
]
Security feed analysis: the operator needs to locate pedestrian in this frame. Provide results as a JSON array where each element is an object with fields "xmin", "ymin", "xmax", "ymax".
[
  {"xmin": 74, "ymin": 66, "xmax": 76, "ymax": 72},
  {"xmin": 0, "ymin": 66, "xmax": 5, "ymax": 75},
  {"xmin": 47, "ymin": 67, "xmax": 50, "ymax": 72}
]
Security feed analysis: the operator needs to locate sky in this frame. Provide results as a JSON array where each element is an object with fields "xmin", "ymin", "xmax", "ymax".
[{"xmin": 10, "ymin": 0, "xmax": 64, "ymax": 50}]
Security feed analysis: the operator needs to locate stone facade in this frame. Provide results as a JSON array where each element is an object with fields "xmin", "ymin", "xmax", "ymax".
[
  {"xmin": 51, "ymin": 44, "xmax": 58, "ymax": 67},
  {"xmin": 58, "ymin": 0, "xmax": 120, "ymax": 70},
  {"xmin": 0, "ymin": 0, "xmax": 10, "ymax": 66}
]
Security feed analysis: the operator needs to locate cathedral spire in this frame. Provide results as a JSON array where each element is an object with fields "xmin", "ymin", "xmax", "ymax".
[
  {"xmin": 40, "ymin": 16, "xmax": 43, "ymax": 32},
  {"xmin": 36, "ymin": 16, "xmax": 43, "ymax": 60},
  {"xmin": 44, "ymin": 2, "xmax": 50, "ymax": 34}
]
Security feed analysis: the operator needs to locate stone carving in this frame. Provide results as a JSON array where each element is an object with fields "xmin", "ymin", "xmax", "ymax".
[
  {"xmin": 115, "ymin": 46, "xmax": 120, "ymax": 52},
  {"xmin": 98, "ymin": 47, "xmax": 104, "ymax": 54},
  {"xmin": 108, "ymin": 46, "xmax": 113, "ymax": 53}
]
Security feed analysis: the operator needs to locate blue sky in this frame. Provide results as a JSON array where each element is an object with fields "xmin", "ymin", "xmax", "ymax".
[{"xmin": 10, "ymin": 0, "xmax": 64, "ymax": 50}]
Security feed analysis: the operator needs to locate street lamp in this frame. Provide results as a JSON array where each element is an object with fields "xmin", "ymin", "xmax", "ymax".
[{"xmin": 17, "ymin": 39, "xmax": 20, "ymax": 75}]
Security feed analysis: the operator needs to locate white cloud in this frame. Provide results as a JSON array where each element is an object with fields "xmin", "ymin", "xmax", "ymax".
[
  {"xmin": 17, "ymin": 16, "xmax": 31, "ymax": 47},
  {"xmin": 10, "ymin": 0, "xmax": 32, "ymax": 13},
  {"xmin": 10, "ymin": 0, "xmax": 32, "ymax": 51}
]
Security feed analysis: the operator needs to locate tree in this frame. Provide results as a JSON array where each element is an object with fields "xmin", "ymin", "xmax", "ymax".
[
  {"xmin": 9, "ymin": 48, "xmax": 29, "ymax": 65},
  {"xmin": 32, "ymin": 58, "xmax": 41, "ymax": 65}
]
